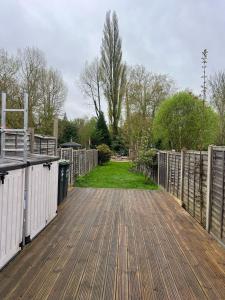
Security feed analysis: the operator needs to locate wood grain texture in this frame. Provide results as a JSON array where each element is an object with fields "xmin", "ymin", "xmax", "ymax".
[{"xmin": 0, "ymin": 188, "xmax": 225, "ymax": 299}]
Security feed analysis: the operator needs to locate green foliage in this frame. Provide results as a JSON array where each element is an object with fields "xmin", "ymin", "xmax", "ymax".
[
  {"xmin": 97, "ymin": 144, "xmax": 112, "ymax": 164},
  {"xmin": 111, "ymin": 134, "xmax": 128, "ymax": 155},
  {"xmin": 76, "ymin": 161, "xmax": 158, "ymax": 189},
  {"xmin": 153, "ymin": 92, "xmax": 219, "ymax": 151},
  {"xmin": 136, "ymin": 149, "xmax": 157, "ymax": 169},
  {"xmin": 76, "ymin": 117, "xmax": 97, "ymax": 148},
  {"xmin": 101, "ymin": 11, "xmax": 126, "ymax": 137},
  {"xmin": 92, "ymin": 111, "xmax": 111, "ymax": 147},
  {"xmin": 58, "ymin": 116, "xmax": 78, "ymax": 145}
]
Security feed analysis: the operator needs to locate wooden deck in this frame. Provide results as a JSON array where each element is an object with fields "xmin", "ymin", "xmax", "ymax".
[{"xmin": 0, "ymin": 188, "xmax": 225, "ymax": 299}]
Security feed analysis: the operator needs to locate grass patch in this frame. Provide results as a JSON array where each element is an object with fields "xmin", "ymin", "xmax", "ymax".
[{"xmin": 75, "ymin": 161, "xmax": 158, "ymax": 190}]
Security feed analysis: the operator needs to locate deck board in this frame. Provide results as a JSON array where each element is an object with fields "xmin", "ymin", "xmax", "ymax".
[{"xmin": 0, "ymin": 188, "xmax": 225, "ymax": 299}]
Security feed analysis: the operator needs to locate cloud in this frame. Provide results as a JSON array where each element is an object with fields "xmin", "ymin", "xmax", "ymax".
[{"xmin": 1, "ymin": 0, "xmax": 225, "ymax": 118}]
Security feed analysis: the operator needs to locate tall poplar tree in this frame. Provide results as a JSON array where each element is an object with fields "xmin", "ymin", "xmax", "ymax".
[{"xmin": 101, "ymin": 11, "xmax": 126, "ymax": 138}]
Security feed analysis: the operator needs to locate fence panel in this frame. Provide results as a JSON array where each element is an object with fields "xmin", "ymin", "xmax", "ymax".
[
  {"xmin": 210, "ymin": 147, "xmax": 225, "ymax": 245},
  {"xmin": 158, "ymin": 152, "xmax": 167, "ymax": 189},
  {"xmin": 0, "ymin": 132, "xmax": 56, "ymax": 156},
  {"xmin": 33, "ymin": 135, "xmax": 56, "ymax": 156},
  {"xmin": 156, "ymin": 147, "xmax": 225, "ymax": 245},
  {"xmin": 58, "ymin": 148, "xmax": 98, "ymax": 185},
  {"xmin": 182, "ymin": 151, "xmax": 208, "ymax": 227},
  {"xmin": 168, "ymin": 152, "xmax": 181, "ymax": 199}
]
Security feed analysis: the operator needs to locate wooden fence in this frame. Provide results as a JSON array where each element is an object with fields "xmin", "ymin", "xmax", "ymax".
[
  {"xmin": 143, "ymin": 146, "xmax": 225, "ymax": 247},
  {"xmin": 58, "ymin": 148, "xmax": 98, "ymax": 185},
  {"xmin": 209, "ymin": 147, "xmax": 225, "ymax": 245},
  {"xmin": 1, "ymin": 132, "xmax": 57, "ymax": 156}
]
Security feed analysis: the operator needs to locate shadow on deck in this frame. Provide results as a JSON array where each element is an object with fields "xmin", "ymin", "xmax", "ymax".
[{"xmin": 0, "ymin": 188, "xmax": 225, "ymax": 299}]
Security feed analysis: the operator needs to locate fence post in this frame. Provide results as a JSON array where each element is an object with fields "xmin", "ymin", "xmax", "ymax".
[
  {"xmin": 180, "ymin": 150, "xmax": 185, "ymax": 207},
  {"xmin": 29, "ymin": 128, "xmax": 34, "ymax": 153},
  {"xmin": 157, "ymin": 152, "xmax": 160, "ymax": 185},
  {"xmin": 166, "ymin": 152, "xmax": 169, "ymax": 191},
  {"xmin": 71, "ymin": 148, "xmax": 74, "ymax": 185},
  {"xmin": 206, "ymin": 145, "xmax": 213, "ymax": 232}
]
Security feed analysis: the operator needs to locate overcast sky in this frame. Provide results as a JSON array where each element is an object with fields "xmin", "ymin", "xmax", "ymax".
[{"xmin": 1, "ymin": 0, "xmax": 225, "ymax": 119}]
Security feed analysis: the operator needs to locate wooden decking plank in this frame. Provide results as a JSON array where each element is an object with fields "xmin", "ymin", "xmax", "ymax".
[
  {"xmin": 72, "ymin": 190, "xmax": 113, "ymax": 299},
  {"xmin": 129, "ymin": 190, "xmax": 158, "ymax": 300},
  {"xmin": 126, "ymin": 190, "xmax": 142, "ymax": 300},
  {"xmin": 101, "ymin": 191, "xmax": 120, "ymax": 300},
  {"xmin": 90, "ymin": 189, "xmax": 118, "ymax": 300},
  {"xmin": 115, "ymin": 190, "xmax": 128, "ymax": 300},
  {"xmin": 138, "ymin": 191, "xmax": 182, "ymax": 300}
]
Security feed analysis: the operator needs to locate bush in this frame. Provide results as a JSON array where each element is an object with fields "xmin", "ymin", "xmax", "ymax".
[
  {"xmin": 134, "ymin": 148, "xmax": 157, "ymax": 183},
  {"xmin": 136, "ymin": 148, "xmax": 157, "ymax": 168},
  {"xmin": 111, "ymin": 135, "xmax": 128, "ymax": 155},
  {"xmin": 153, "ymin": 91, "xmax": 219, "ymax": 151},
  {"xmin": 97, "ymin": 144, "xmax": 112, "ymax": 164}
]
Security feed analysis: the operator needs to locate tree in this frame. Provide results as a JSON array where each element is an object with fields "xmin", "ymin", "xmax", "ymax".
[
  {"xmin": 74, "ymin": 117, "xmax": 97, "ymax": 148},
  {"xmin": 124, "ymin": 65, "xmax": 174, "ymax": 151},
  {"xmin": 101, "ymin": 10, "xmax": 126, "ymax": 137},
  {"xmin": 153, "ymin": 92, "xmax": 218, "ymax": 151},
  {"xmin": 0, "ymin": 49, "xmax": 19, "ymax": 93},
  {"xmin": 209, "ymin": 71, "xmax": 225, "ymax": 145},
  {"xmin": 0, "ymin": 47, "xmax": 66, "ymax": 135},
  {"xmin": 37, "ymin": 68, "xmax": 67, "ymax": 135},
  {"xmin": 0, "ymin": 49, "xmax": 22, "ymax": 128},
  {"xmin": 92, "ymin": 111, "xmax": 111, "ymax": 146},
  {"xmin": 18, "ymin": 47, "xmax": 46, "ymax": 128},
  {"xmin": 80, "ymin": 58, "xmax": 102, "ymax": 117},
  {"xmin": 58, "ymin": 115, "xmax": 78, "ymax": 145}
]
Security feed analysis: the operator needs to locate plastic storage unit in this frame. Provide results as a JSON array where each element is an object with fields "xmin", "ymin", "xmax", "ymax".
[
  {"xmin": 0, "ymin": 159, "xmax": 26, "ymax": 270},
  {"xmin": 24, "ymin": 155, "xmax": 59, "ymax": 242},
  {"xmin": 58, "ymin": 160, "xmax": 70, "ymax": 205}
]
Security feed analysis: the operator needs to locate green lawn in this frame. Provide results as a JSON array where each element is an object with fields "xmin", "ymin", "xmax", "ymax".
[{"xmin": 75, "ymin": 161, "xmax": 158, "ymax": 189}]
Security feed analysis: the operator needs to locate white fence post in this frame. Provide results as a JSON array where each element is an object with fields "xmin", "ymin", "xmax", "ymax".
[{"xmin": 206, "ymin": 145, "xmax": 213, "ymax": 232}]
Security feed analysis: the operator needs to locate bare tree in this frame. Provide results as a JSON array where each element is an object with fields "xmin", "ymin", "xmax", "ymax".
[
  {"xmin": 0, "ymin": 49, "xmax": 19, "ymax": 92},
  {"xmin": 127, "ymin": 65, "xmax": 174, "ymax": 118},
  {"xmin": 37, "ymin": 68, "xmax": 67, "ymax": 135},
  {"xmin": 209, "ymin": 71, "xmax": 225, "ymax": 144},
  {"xmin": 124, "ymin": 65, "xmax": 174, "ymax": 150},
  {"xmin": 18, "ymin": 47, "xmax": 46, "ymax": 127},
  {"xmin": 101, "ymin": 11, "xmax": 126, "ymax": 137},
  {"xmin": 80, "ymin": 58, "xmax": 102, "ymax": 117},
  {"xmin": 0, "ymin": 49, "xmax": 23, "ymax": 127}
]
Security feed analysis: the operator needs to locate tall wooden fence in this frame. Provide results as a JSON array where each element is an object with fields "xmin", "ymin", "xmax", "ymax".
[
  {"xmin": 58, "ymin": 148, "xmax": 98, "ymax": 185},
  {"xmin": 145, "ymin": 147, "xmax": 225, "ymax": 247},
  {"xmin": 209, "ymin": 147, "xmax": 225, "ymax": 245}
]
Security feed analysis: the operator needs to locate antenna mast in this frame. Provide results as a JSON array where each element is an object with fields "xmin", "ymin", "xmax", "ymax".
[
  {"xmin": 201, "ymin": 49, "xmax": 208, "ymax": 104},
  {"xmin": 199, "ymin": 49, "xmax": 208, "ymax": 225}
]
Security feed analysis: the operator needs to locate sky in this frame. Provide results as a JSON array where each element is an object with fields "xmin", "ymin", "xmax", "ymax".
[{"xmin": 1, "ymin": 0, "xmax": 225, "ymax": 119}]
